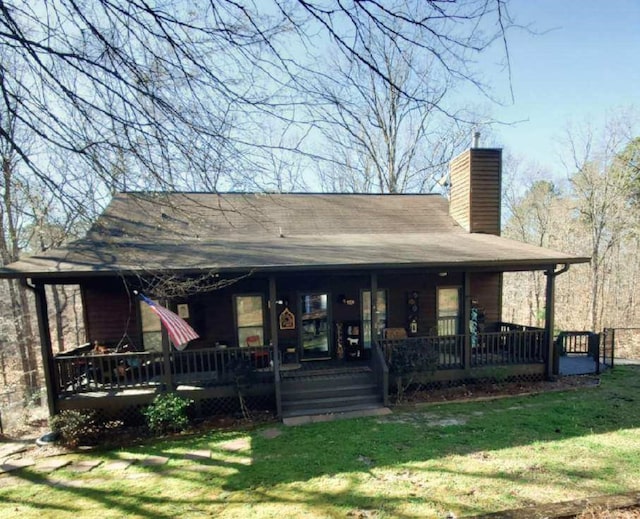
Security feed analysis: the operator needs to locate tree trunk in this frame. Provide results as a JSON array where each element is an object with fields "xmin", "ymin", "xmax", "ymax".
[
  {"xmin": 5, "ymin": 279, "xmax": 40, "ymax": 403},
  {"xmin": 590, "ymin": 260, "xmax": 600, "ymax": 331},
  {"xmin": 51, "ymin": 285, "xmax": 67, "ymax": 352},
  {"xmin": 72, "ymin": 289, "xmax": 82, "ymax": 346},
  {"xmin": 0, "ymin": 344, "xmax": 7, "ymax": 386}
]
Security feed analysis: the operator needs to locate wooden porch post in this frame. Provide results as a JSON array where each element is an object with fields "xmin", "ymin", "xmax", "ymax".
[
  {"xmin": 463, "ymin": 272, "xmax": 472, "ymax": 373},
  {"xmin": 544, "ymin": 268, "xmax": 557, "ymax": 379},
  {"xmin": 269, "ymin": 275, "xmax": 282, "ymax": 418},
  {"xmin": 370, "ymin": 272, "xmax": 378, "ymax": 343},
  {"xmin": 32, "ymin": 282, "xmax": 58, "ymax": 417}
]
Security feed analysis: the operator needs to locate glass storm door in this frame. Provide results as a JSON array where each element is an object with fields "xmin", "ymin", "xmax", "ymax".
[{"xmin": 300, "ymin": 293, "xmax": 330, "ymax": 360}]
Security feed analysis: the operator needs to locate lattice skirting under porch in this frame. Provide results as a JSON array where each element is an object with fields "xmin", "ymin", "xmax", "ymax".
[
  {"xmin": 57, "ymin": 390, "xmax": 277, "ymax": 426},
  {"xmin": 391, "ymin": 367, "xmax": 547, "ymax": 392}
]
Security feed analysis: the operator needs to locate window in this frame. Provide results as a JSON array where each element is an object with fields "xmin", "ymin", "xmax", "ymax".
[
  {"xmin": 235, "ymin": 295, "xmax": 264, "ymax": 347},
  {"xmin": 140, "ymin": 300, "xmax": 162, "ymax": 352},
  {"xmin": 437, "ymin": 287, "xmax": 460, "ymax": 336},
  {"xmin": 362, "ymin": 289, "xmax": 387, "ymax": 348}
]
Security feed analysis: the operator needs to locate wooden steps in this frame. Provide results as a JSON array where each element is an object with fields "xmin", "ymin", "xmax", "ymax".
[{"xmin": 280, "ymin": 368, "xmax": 385, "ymax": 419}]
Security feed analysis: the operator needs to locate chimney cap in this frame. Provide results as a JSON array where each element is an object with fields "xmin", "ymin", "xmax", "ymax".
[{"xmin": 472, "ymin": 131, "xmax": 481, "ymax": 149}]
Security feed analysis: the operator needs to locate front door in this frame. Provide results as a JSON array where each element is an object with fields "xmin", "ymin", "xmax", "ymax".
[{"xmin": 300, "ymin": 293, "xmax": 331, "ymax": 360}]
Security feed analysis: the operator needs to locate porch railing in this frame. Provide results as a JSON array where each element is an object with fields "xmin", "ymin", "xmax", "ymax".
[
  {"xmin": 55, "ymin": 351, "xmax": 165, "ymax": 395},
  {"xmin": 171, "ymin": 346, "xmax": 273, "ymax": 385},
  {"xmin": 497, "ymin": 321, "xmax": 544, "ymax": 333},
  {"xmin": 472, "ymin": 328, "xmax": 544, "ymax": 366},
  {"xmin": 380, "ymin": 326, "xmax": 545, "ymax": 372},
  {"xmin": 55, "ymin": 345, "xmax": 274, "ymax": 395},
  {"xmin": 371, "ymin": 341, "xmax": 389, "ymax": 406},
  {"xmin": 556, "ymin": 331, "xmax": 599, "ymax": 356},
  {"xmin": 380, "ymin": 335, "xmax": 465, "ymax": 370}
]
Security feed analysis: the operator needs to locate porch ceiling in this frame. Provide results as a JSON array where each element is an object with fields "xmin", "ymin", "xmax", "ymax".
[{"xmin": 0, "ymin": 231, "xmax": 589, "ymax": 279}]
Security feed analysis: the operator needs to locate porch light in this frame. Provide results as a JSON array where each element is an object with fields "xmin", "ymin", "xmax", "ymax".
[{"xmin": 438, "ymin": 272, "xmax": 448, "ymax": 277}]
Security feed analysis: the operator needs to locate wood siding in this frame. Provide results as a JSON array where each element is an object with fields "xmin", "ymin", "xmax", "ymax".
[
  {"xmin": 187, "ymin": 277, "xmax": 270, "ymax": 348},
  {"xmin": 449, "ymin": 150, "xmax": 472, "ymax": 232},
  {"xmin": 79, "ymin": 271, "xmax": 501, "ymax": 354},
  {"xmin": 83, "ymin": 280, "xmax": 140, "ymax": 348},
  {"xmin": 470, "ymin": 272, "xmax": 502, "ymax": 323},
  {"xmin": 450, "ymin": 148, "xmax": 502, "ymax": 235},
  {"xmin": 469, "ymin": 149, "xmax": 501, "ymax": 235}
]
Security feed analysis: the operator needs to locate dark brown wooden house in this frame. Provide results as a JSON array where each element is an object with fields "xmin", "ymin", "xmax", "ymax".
[{"xmin": 0, "ymin": 148, "xmax": 589, "ymax": 422}]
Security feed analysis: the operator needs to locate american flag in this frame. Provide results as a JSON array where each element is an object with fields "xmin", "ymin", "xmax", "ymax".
[{"xmin": 137, "ymin": 292, "xmax": 199, "ymax": 351}]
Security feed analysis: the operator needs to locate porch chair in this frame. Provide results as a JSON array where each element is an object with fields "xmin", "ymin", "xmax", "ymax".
[
  {"xmin": 246, "ymin": 335, "xmax": 269, "ymax": 368},
  {"xmin": 246, "ymin": 335, "xmax": 261, "ymax": 347},
  {"xmin": 384, "ymin": 327, "xmax": 407, "ymax": 340}
]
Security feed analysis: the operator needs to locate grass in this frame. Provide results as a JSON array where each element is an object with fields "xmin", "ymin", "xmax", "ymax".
[{"xmin": 2, "ymin": 366, "xmax": 640, "ymax": 518}]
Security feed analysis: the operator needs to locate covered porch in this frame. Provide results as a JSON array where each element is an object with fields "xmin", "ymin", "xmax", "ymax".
[
  {"xmin": 48, "ymin": 323, "xmax": 549, "ymax": 419},
  {"xmin": 31, "ymin": 265, "xmax": 565, "ymax": 421}
]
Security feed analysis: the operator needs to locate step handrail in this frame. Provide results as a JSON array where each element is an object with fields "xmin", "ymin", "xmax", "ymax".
[
  {"xmin": 371, "ymin": 340, "xmax": 389, "ymax": 406},
  {"xmin": 273, "ymin": 342, "xmax": 282, "ymax": 418}
]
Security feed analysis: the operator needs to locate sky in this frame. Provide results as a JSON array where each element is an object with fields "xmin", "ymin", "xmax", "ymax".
[{"xmin": 482, "ymin": 0, "xmax": 640, "ymax": 174}]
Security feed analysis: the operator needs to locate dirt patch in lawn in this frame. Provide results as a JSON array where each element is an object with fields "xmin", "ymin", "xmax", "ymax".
[
  {"xmin": 577, "ymin": 506, "xmax": 640, "ymax": 518},
  {"xmin": 473, "ymin": 491, "xmax": 640, "ymax": 519}
]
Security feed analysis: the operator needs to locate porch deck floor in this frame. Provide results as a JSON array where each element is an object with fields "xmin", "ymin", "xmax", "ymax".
[
  {"xmin": 280, "ymin": 359, "xmax": 371, "ymax": 379},
  {"xmin": 61, "ymin": 387, "xmax": 158, "ymax": 399},
  {"xmin": 559, "ymin": 354, "xmax": 605, "ymax": 375}
]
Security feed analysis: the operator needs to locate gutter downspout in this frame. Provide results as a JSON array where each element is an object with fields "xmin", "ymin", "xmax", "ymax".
[
  {"xmin": 544, "ymin": 264, "xmax": 570, "ymax": 379},
  {"xmin": 21, "ymin": 279, "xmax": 58, "ymax": 417}
]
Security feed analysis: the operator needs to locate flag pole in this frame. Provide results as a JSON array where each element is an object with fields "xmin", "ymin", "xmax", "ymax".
[{"xmin": 160, "ymin": 296, "xmax": 173, "ymax": 391}]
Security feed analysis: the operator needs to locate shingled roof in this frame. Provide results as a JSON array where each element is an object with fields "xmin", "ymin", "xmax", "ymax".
[{"xmin": 0, "ymin": 192, "xmax": 589, "ymax": 278}]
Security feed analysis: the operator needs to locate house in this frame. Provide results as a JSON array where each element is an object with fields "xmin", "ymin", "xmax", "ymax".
[{"xmin": 0, "ymin": 147, "xmax": 590, "ymax": 422}]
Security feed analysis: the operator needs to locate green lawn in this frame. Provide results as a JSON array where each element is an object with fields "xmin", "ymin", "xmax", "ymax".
[{"xmin": 2, "ymin": 366, "xmax": 640, "ymax": 518}]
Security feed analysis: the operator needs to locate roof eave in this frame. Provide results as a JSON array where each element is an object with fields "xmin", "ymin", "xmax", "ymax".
[{"xmin": 0, "ymin": 256, "xmax": 591, "ymax": 282}]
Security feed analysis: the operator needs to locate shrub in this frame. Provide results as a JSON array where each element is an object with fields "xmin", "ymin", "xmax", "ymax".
[
  {"xmin": 142, "ymin": 393, "xmax": 193, "ymax": 435},
  {"xmin": 50, "ymin": 409, "xmax": 102, "ymax": 447},
  {"xmin": 388, "ymin": 337, "xmax": 440, "ymax": 401}
]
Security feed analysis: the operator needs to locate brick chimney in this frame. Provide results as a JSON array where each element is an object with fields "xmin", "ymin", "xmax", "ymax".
[{"xmin": 449, "ymin": 146, "xmax": 502, "ymax": 235}]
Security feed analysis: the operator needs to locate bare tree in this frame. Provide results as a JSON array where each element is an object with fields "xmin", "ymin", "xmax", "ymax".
[
  {"xmin": 0, "ymin": 76, "xmax": 40, "ymax": 402},
  {"xmin": 621, "ymin": 137, "xmax": 640, "ymax": 201},
  {"xmin": 502, "ymin": 154, "xmax": 563, "ymax": 326},
  {"xmin": 502, "ymin": 118, "xmax": 640, "ymax": 332},
  {"xmin": 314, "ymin": 16, "xmax": 489, "ymax": 193},
  {"xmin": 0, "ymin": 1, "xmax": 511, "ymax": 201},
  {"xmin": 563, "ymin": 117, "xmax": 638, "ymax": 330}
]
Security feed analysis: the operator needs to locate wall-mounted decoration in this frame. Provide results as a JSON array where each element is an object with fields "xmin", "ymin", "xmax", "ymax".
[
  {"xmin": 407, "ymin": 291, "xmax": 419, "ymax": 336},
  {"xmin": 279, "ymin": 307, "xmax": 295, "ymax": 330},
  {"xmin": 337, "ymin": 295, "xmax": 356, "ymax": 305},
  {"xmin": 335, "ymin": 322, "xmax": 344, "ymax": 359},
  {"xmin": 343, "ymin": 321, "xmax": 362, "ymax": 359},
  {"xmin": 177, "ymin": 303, "xmax": 190, "ymax": 319}
]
